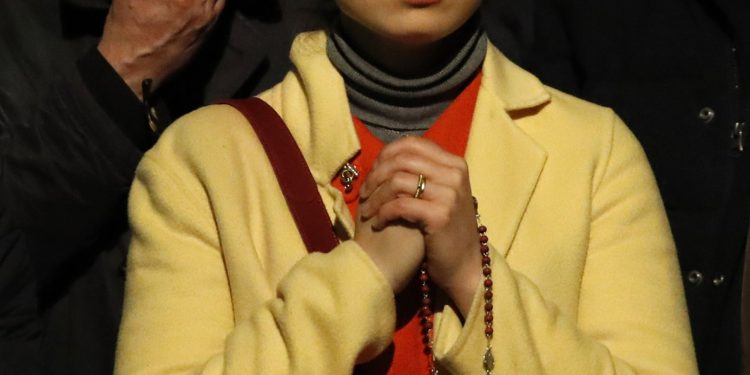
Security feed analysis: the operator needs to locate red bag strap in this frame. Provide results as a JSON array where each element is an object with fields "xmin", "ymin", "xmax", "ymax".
[{"xmin": 221, "ymin": 98, "xmax": 338, "ymax": 253}]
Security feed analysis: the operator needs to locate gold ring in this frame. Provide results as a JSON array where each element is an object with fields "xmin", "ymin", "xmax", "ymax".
[{"xmin": 414, "ymin": 174, "xmax": 426, "ymax": 199}]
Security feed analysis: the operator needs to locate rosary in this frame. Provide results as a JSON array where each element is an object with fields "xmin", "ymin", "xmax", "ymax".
[{"xmin": 418, "ymin": 197, "xmax": 494, "ymax": 374}]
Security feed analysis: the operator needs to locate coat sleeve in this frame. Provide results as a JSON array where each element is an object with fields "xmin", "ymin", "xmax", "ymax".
[
  {"xmin": 432, "ymin": 113, "xmax": 698, "ymax": 374},
  {"xmin": 115, "ymin": 143, "xmax": 396, "ymax": 374}
]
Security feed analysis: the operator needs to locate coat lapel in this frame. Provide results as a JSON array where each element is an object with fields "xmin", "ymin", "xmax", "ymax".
[
  {"xmin": 466, "ymin": 47, "xmax": 550, "ymax": 258},
  {"xmin": 285, "ymin": 32, "xmax": 361, "ymax": 238},
  {"xmin": 466, "ymin": 101, "xmax": 547, "ymax": 259},
  {"xmin": 285, "ymin": 32, "xmax": 552, "ymax": 250}
]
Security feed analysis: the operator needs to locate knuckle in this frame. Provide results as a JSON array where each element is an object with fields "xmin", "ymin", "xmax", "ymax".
[
  {"xmin": 457, "ymin": 159, "xmax": 469, "ymax": 173},
  {"xmin": 393, "ymin": 153, "xmax": 411, "ymax": 167},
  {"xmin": 392, "ymin": 171, "xmax": 411, "ymax": 189},
  {"xmin": 445, "ymin": 188, "xmax": 459, "ymax": 204},
  {"xmin": 172, "ymin": 0, "xmax": 192, "ymax": 10},
  {"xmin": 395, "ymin": 135, "xmax": 415, "ymax": 146},
  {"xmin": 448, "ymin": 168, "xmax": 463, "ymax": 186},
  {"xmin": 434, "ymin": 206, "xmax": 451, "ymax": 227},
  {"xmin": 395, "ymin": 197, "xmax": 410, "ymax": 210}
]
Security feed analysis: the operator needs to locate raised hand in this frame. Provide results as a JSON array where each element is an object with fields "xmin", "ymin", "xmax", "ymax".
[
  {"xmin": 98, "ymin": 0, "xmax": 226, "ymax": 99},
  {"xmin": 359, "ymin": 137, "xmax": 482, "ymax": 316}
]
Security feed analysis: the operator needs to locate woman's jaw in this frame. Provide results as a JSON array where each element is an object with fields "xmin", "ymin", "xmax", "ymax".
[{"xmin": 335, "ymin": 0, "xmax": 481, "ymax": 77}]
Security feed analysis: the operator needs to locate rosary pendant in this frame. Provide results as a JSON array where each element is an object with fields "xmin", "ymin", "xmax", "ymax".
[{"xmin": 483, "ymin": 347, "xmax": 495, "ymax": 374}]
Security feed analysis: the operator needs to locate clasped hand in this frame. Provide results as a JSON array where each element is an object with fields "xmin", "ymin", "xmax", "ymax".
[{"xmin": 354, "ymin": 137, "xmax": 482, "ymax": 316}]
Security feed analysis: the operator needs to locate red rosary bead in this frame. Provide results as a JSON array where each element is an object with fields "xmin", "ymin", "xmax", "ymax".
[{"xmin": 419, "ymin": 199, "xmax": 494, "ymax": 374}]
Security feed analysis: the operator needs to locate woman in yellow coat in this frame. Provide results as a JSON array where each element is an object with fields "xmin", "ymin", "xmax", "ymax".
[{"xmin": 115, "ymin": 0, "xmax": 698, "ymax": 373}]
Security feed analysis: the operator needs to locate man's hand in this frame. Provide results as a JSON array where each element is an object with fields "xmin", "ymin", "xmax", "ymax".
[{"xmin": 97, "ymin": 0, "xmax": 226, "ymax": 99}]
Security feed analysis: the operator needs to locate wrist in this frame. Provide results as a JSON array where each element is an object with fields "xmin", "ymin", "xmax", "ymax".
[
  {"xmin": 97, "ymin": 39, "xmax": 162, "ymax": 100},
  {"xmin": 443, "ymin": 258, "xmax": 482, "ymax": 317}
]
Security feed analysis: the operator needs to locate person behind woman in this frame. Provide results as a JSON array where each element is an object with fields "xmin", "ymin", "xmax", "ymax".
[{"xmin": 115, "ymin": 0, "xmax": 698, "ymax": 373}]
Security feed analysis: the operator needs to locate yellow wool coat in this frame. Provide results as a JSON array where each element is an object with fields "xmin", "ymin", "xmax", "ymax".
[{"xmin": 115, "ymin": 31, "xmax": 698, "ymax": 374}]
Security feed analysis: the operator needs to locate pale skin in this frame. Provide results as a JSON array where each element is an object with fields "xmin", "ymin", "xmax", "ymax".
[
  {"xmin": 358, "ymin": 137, "xmax": 482, "ymax": 316},
  {"xmin": 97, "ymin": 0, "xmax": 226, "ymax": 100},
  {"xmin": 340, "ymin": 0, "xmax": 483, "ymax": 317}
]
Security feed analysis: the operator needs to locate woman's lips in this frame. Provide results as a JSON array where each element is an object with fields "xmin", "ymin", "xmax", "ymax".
[{"xmin": 404, "ymin": 0, "xmax": 441, "ymax": 7}]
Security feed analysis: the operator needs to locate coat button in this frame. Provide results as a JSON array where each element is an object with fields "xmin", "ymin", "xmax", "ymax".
[
  {"xmin": 712, "ymin": 275, "xmax": 725, "ymax": 286},
  {"xmin": 698, "ymin": 107, "xmax": 715, "ymax": 124},
  {"xmin": 687, "ymin": 270, "xmax": 704, "ymax": 286}
]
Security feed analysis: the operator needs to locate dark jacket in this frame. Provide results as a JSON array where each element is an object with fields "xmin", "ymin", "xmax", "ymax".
[
  {"xmin": 744, "ymin": 237, "xmax": 750, "ymax": 375},
  {"xmin": 520, "ymin": 0, "xmax": 750, "ymax": 373},
  {"xmin": 0, "ymin": 0, "xmax": 327, "ymax": 373},
  {"xmin": 0, "ymin": 224, "xmax": 40, "ymax": 375}
]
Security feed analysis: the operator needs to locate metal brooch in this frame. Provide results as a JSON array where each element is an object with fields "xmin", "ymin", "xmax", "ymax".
[{"xmin": 339, "ymin": 163, "xmax": 359, "ymax": 193}]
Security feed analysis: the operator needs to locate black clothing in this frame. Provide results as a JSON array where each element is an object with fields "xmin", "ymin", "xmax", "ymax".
[
  {"xmin": 0, "ymin": 0, "xmax": 326, "ymax": 373},
  {"xmin": 743, "ymin": 234, "xmax": 750, "ymax": 375},
  {"xmin": 520, "ymin": 1, "xmax": 750, "ymax": 373},
  {"xmin": 0, "ymin": 228, "xmax": 40, "ymax": 375},
  {"xmin": 480, "ymin": 0, "xmax": 534, "ymax": 63}
]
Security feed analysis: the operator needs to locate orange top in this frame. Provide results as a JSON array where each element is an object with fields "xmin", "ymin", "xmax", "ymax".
[{"xmin": 332, "ymin": 71, "xmax": 483, "ymax": 374}]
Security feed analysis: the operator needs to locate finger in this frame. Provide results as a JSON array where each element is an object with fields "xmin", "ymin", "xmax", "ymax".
[
  {"xmin": 213, "ymin": 0, "xmax": 226, "ymax": 13},
  {"xmin": 362, "ymin": 152, "xmax": 467, "ymax": 201},
  {"xmin": 371, "ymin": 197, "xmax": 448, "ymax": 232},
  {"xmin": 361, "ymin": 152, "xmax": 445, "ymax": 199},
  {"xmin": 360, "ymin": 172, "xmax": 418, "ymax": 220},
  {"xmin": 360, "ymin": 172, "xmax": 452, "ymax": 220},
  {"xmin": 376, "ymin": 137, "xmax": 466, "ymax": 171},
  {"xmin": 199, "ymin": 0, "xmax": 224, "ymax": 16}
]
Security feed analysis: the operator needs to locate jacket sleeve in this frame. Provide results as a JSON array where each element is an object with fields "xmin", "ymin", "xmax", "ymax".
[
  {"xmin": 0, "ymin": 1, "xmax": 151, "ymax": 292},
  {"xmin": 0, "ymin": 224, "xmax": 41, "ymax": 375},
  {"xmin": 432, "ymin": 114, "xmax": 698, "ymax": 374},
  {"xmin": 0, "ymin": 59, "xmax": 145, "ymax": 288},
  {"xmin": 0, "ymin": 0, "xmax": 155, "ymax": 290},
  {"xmin": 115, "ymin": 149, "xmax": 396, "ymax": 374}
]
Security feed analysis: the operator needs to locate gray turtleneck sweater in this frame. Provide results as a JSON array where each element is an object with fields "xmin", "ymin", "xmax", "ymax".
[{"xmin": 327, "ymin": 28, "xmax": 487, "ymax": 143}]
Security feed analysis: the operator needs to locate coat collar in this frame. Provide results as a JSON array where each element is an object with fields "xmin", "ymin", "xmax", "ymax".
[{"xmin": 287, "ymin": 31, "xmax": 550, "ymax": 253}]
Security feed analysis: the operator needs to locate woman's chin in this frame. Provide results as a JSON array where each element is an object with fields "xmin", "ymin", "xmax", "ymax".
[{"xmin": 374, "ymin": 22, "xmax": 460, "ymax": 48}]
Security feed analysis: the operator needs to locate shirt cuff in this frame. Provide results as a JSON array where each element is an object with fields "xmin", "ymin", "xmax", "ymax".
[{"xmin": 76, "ymin": 46, "xmax": 156, "ymax": 151}]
